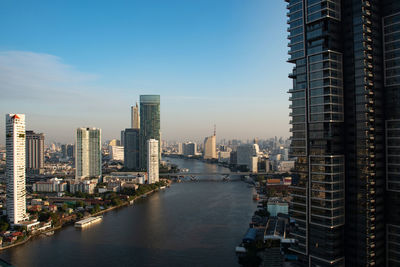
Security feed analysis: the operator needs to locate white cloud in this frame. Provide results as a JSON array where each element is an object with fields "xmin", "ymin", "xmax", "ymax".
[{"xmin": 0, "ymin": 51, "xmax": 98, "ymax": 101}]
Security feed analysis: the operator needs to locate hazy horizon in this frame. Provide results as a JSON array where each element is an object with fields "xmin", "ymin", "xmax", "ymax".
[{"xmin": 0, "ymin": 1, "xmax": 291, "ymax": 145}]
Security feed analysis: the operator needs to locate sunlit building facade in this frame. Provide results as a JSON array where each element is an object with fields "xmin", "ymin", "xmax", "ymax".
[
  {"xmin": 75, "ymin": 127, "xmax": 102, "ymax": 180},
  {"xmin": 147, "ymin": 139, "xmax": 159, "ymax": 184},
  {"xmin": 203, "ymin": 135, "xmax": 217, "ymax": 160},
  {"xmin": 6, "ymin": 114, "xmax": 27, "ymax": 224}
]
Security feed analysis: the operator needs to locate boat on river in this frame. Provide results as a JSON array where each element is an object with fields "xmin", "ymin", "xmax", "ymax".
[{"xmin": 75, "ymin": 216, "xmax": 103, "ymax": 228}]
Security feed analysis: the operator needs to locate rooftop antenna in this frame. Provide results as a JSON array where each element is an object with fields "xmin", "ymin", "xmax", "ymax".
[{"xmin": 214, "ymin": 124, "xmax": 216, "ymax": 136}]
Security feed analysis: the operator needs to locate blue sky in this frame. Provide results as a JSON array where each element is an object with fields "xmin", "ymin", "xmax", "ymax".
[{"xmin": 0, "ymin": 0, "xmax": 291, "ymax": 144}]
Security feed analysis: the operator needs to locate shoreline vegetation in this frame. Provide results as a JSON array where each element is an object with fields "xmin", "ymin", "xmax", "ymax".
[{"xmin": 0, "ymin": 180, "xmax": 171, "ymax": 252}]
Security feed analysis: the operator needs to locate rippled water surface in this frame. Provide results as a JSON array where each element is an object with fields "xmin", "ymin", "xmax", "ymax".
[{"xmin": 0, "ymin": 157, "xmax": 257, "ymax": 267}]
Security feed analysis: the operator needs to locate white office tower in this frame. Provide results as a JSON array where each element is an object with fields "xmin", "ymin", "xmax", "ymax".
[
  {"xmin": 131, "ymin": 102, "xmax": 140, "ymax": 129},
  {"xmin": 75, "ymin": 128, "xmax": 102, "ymax": 180},
  {"xmin": 6, "ymin": 114, "xmax": 27, "ymax": 224},
  {"xmin": 147, "ymin": 139, "xmax": 159, "ymax": 184}
]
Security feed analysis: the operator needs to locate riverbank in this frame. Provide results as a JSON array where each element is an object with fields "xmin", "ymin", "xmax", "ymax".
[{"xmin": 0, "ymin": 182, "xmax": 170, "ymax": 251}]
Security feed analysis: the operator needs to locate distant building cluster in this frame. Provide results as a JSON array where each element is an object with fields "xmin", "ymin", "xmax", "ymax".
[{"xmin": 165, "ymin": 136, "xmax": 293, "ymax": 174}]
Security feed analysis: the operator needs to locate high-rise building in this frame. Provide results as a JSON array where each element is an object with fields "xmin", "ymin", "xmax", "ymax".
[
  {"xmin": 109, "ymin": 145, "xmax": 124, "ymax": 161},
  {"xmin": 75, "ymin": 128, "xmax": 102, "ymax": 180},
  {"xmin": 203, "ymin": 135, "xmax": 217, "ymax": 159},
  {"xmin": 6, "ymin": 114, "xmax": 27, "ymax": 224},
  {"xmin": 286, "ymin": 1, "xmax": 400, "ymax": 266},
  {"xmin": 25, "ymin": 130, "xmax": 44, "ymax": 175},
  {"xmin": 147, "ymin": 139, "xmax": 159, "ymax": 184},
  {"xmin": 183, "ymin": 142, "xmax": 197, "ymax": 156},
  {"xmin": 120, "ymin": 130, "xmax": 125, "ymax": 148},
  {"xmin": 67, "ymin": 144, "xmax": 74, "ymax": 159},
  {"xmin": 131, "ymin": 102, "xmax": 140, "ymax": 129},
  {"xmin": 237, "ymin": 144, "xmax": 259, "ymax": 173},
  {"xmin": 177, "ymin": 143, "xmax": 183, "ymax": 155},
  {"xmin": 124, "ymin": 128, "xmax": 140, "ymax": 170},
  {"xmin": 139, "ymin": 95, "xmax": 160, "ymax": 170}
]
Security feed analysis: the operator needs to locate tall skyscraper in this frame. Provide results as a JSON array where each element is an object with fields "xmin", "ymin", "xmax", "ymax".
[
  {"xmin": 6, "ymin": 114, "xmax": 27, "ymax": 224},
  {"xmin": 203, "ymin": 128, "xmax": 217, "ymax": 160},
  {"xmin": 75, "ymin": 128, "xmax": 102, "ymax": 180},
  {"xmin": 286, "ymin": 1, "xmax": 400, "ymax": 266},
  {"xmin": 120, "ymin": 130, "xmax": 125, "ymax": 148},
  {"xmin": 147, "ymin": 139, "xmax": 159, "ymax": 184},
  {"xmin": 25, "ymin": 130, "xmax": 44, "ymax": 175},
  {"xmin": 139, "ymin": 95, "xmax": 160, "ymax": 170},
  {"xmin": 131, "ymin": 102, "xmax": 140, "ymax": 129},
  {"xmin": 124, "ymin": 128, "xmax": 140, "ymax": 170}
]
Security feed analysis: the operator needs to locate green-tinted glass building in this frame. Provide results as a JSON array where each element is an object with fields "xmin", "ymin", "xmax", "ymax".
[{"xmin": 139, "ymin": 95, "xmax": 160, "ymax": 170}]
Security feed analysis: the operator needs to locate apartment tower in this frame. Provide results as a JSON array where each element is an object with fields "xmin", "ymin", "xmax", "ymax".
[
  {"xmin": 25, "ymin": 130, "xmax": 44, "ymax": 175},
  {"xmin": 147, "ymin": 139, "xmax": 159, "ymax": 184},
  {"xmin": 75, "ymin": 127, "xmax": 102, "ymax": 180},
  {"xmin": 286, "ymin": 0, "xmax": 400, "ymax": 266},
  {"xmin": 5, "ymin": 114, "xmax": 27, "ymax": 224}
]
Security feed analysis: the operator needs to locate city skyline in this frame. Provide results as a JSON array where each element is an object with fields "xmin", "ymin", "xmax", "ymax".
[{"xmin": 0, "ymin": 1, "xmax": 291, "ymax": 144}]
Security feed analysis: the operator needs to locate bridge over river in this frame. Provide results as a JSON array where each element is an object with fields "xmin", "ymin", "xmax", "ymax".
[
  {"xmin": 159, "ymin": 172, "xmax": 269, "ymax": 176},
  {"xmin": 159, "ymin": 172, "xmax": 270, "ymax": 182}
]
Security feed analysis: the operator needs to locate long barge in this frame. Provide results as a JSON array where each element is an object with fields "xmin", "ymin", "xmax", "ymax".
[{"xmin": 74, "ymin": 216, "xmax": 103, "ymax": 228}]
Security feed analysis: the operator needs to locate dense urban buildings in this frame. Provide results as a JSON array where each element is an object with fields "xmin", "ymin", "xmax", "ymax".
[
  {"xmin": 147, "ymin": 139, "xmax": 159, "ymax": 184},
  {"xmin": 286, "ymin": 0, "xmax": 400, "ymax": 266},
  {"xmin": 75, "ymin": 128, "xmax": 102, "ymax": 180},
  {"xmin": 5, "ymin": 114, "xmax": 27, "ymax": 224},
  {"xmin": 124, "ymin": 128, "xmax": 140, "ymax": 170},
  {"xmin": 139, "ymin": 95, "xmax": 161, "ymax": 170},
  {"xmin": 131, "ymin": 102, "xmax": 140, "ymax": 129},
  {"xmin": 25, "ymin": 130, "xmax": 44, "ymax": 175}
]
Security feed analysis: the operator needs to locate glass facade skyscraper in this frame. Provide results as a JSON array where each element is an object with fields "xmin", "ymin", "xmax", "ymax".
[
  {"xmin": 139, "ymin": 95, "xmax": 160, "ymax": 170},
  {"xmin": 124, "ymin": 128, "xmax": 140, "ymax": 170},
  {"xmin": 286, "ymin": 0, "xmax": 400, "ymax": 266}
]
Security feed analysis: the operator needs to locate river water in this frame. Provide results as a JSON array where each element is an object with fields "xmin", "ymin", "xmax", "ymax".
[{"xmin": 0, "ymin": 157, "xmax": 257, "ymax": 267}]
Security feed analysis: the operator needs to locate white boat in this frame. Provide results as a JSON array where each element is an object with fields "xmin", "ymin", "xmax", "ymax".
[{"xmin": 74, "ymin": 216, "xmax": 103, "ymax": 228}]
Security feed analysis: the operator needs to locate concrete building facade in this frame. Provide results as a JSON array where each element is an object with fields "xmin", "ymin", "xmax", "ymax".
[{"xmin": 6, "ymin": 114, "xmax": 27, "ymax": 224}]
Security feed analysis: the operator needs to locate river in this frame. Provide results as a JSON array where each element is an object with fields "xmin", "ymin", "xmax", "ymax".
[{"xmin": 0, "ymin": 157, "xmax": 257, "ymax": 267}]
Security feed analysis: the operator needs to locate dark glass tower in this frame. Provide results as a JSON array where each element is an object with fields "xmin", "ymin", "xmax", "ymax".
[
  {"xmin": 139, "ymin": 95, "xmax": 160, "ymax": 170},
  {"xmin": 286, "ymin": 0, "xmax": 400, "ymax": 266},
  {"xmin": 124, "ymin": 128, "xmax": 140, "ymax": 170},
  {"xmin": 383, "ymin": 1, "xmax": 400, "ymax": 266}
]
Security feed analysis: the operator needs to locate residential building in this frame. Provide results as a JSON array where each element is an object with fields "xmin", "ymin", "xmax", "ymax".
[
  {"xmin": 5, "ymin": 114, "xmax": 27, "ymax": 224},
  {"xmin": 25, "ymin": 130, "xmax": 44, "ymax": 175},
  {"xmin": 109, "ymin": 145, "xmax": 124, "ymax": 161},
  {"xmin": 69, "ymin": 180, "xmax": 97, "ymax": 194},
  {"xmin": 75, "ymin": 128, "xmax": 102, "ymax": 180},
  {"xmin": 124, "ymin": 128, "xmax": 139, "ymax": 170},
  {"xmin": 32, "ymin": 178, "xmax": 67, "ymax": 192},
  {"xmin": 286, "ymin": 1, "xmax": 400, "ymax": 266},
  {"xmin": 147, "ymin": 139, "xmax": 159, "ymax": 184},
  {"xmin": 139, "ymin": 95, "xmax": 160, "ymax": 170}
]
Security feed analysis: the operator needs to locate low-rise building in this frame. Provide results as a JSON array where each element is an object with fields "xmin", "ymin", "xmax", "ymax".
[{"xmin": 32, "ymin": 178, "xmax": 67, "ymax": 193}]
